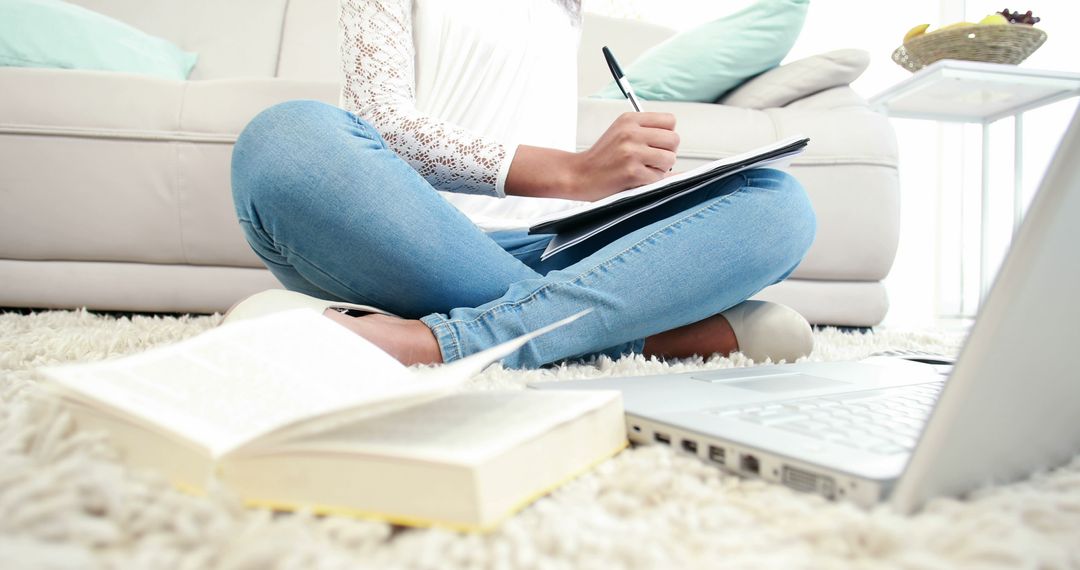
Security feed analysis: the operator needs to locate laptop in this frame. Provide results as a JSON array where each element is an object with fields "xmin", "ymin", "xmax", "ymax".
[{"xmin": 531, "ymin": 104, "xmax": 1080, "ymax": 514}]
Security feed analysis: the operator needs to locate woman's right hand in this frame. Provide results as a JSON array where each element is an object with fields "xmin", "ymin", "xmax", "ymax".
[
  {"xmin": 568, "ymin": 112, "xmax": 680, "ymax": 201},
  {"xmin": 505, "ymin": 112, "xmax": 680, "ymax": 202}
]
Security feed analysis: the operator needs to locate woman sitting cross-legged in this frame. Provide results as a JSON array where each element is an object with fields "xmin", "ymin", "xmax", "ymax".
[{"xmin": 226, "ymin": 0, "xmax": 817, "ymax": 369}]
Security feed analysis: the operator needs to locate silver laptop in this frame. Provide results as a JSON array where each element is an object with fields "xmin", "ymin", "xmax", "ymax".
[{"xmin": 531, "ymin": 104, "xmax": 1080, "ymax": 513}]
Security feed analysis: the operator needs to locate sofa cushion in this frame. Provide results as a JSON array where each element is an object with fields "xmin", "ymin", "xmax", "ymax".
[
  {"xmin": 592, "ymin": 0, "xmax": 809, "ymax": 102},
  {"xmin": 0, "ymin": 67, "xmax": 339, "ymax": 268},
  {"xmin": 577, "ymin": 98, "xmax": 897, "ymax": 167},
  {"xmin": 0, "ymin": 67, "xmax": 183, "ymax": 136},
  {"xmin": 0, "ymin": 0, "xmax": 198, "ymax": 80},
  {"xmin": 783, "ymin": 85, "xmax": 871, "ymax": 112},
  {"xmin": 65, "ymin": 0, "xmax": 288, "ymax": 80},
  {"xmin": 0, "ymin": 67, "xmax": 339, "ymax": 141},
  {"xmin": 720, "ymin": 49, "xmax": 871, "ymax": 109}
]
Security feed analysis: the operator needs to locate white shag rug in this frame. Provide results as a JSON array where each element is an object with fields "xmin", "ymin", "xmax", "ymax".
[{"xmin": 2, "ymin": 310, "xmax": 1079, "ymax": 570}]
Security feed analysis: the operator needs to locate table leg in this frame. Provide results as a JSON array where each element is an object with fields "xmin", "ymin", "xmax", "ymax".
[
  {"xmin": 980, "ymin": 122, "xmax": 991, "ymax": 305},
  {"xmin": 1014, "ymin": 113, "xmax": 1024, "ymax": 235}
]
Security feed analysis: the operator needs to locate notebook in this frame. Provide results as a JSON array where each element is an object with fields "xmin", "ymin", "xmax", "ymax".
[{"xmin": 528, "ymin": 136, "xmax": 809, "ymax": 259}]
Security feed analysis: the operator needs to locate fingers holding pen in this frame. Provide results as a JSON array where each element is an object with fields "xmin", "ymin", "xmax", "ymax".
[
  {"xmin": 629, "ymin": 113, "xmax": 679, "ymax": 172},
  {"xmin": 634, "ymin": 111, "xmax": 677, "ymax": 131}
]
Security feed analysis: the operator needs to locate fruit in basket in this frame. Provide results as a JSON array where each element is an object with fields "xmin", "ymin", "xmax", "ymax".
[
  {"xmin": 904, "ymin": 23, "xmax": 930, "ymax": 42},
  {"xmin": 939, "ymin": 21, "xmax": 977, "ymax": 31},
  {"xmin": 999, "ymin": 8, "xmax": 1040, "ymax": 25},
  {"xmin": 894, "ymin": 7, "xmax": 1047, "ymax": 72},
  {"xmin": 901, "ymin": 8, "xmax": 1043, "ymax": 45},
  {"xmin": 979, "ymin": 13, "xmax": 1009, "ymax": 25}
]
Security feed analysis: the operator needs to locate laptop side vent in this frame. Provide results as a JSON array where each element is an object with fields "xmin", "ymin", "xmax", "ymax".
[{"xmin": 781, "ymin": 466, "xmax": 835, "ymax": 498}]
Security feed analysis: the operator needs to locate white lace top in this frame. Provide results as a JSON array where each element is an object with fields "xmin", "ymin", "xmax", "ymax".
[{"xmin": 338, "ymin": 0, "xmax": 585, "ymax": 230}]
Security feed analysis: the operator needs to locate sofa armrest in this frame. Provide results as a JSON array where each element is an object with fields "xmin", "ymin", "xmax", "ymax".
[{"xmin": 575, "ymin": 97, "xmax": 900, "ymax": 284}]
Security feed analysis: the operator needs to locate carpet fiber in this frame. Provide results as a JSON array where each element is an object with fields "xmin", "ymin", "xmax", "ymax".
[{"xmin": 2, "ymin": 310, "xmax": 1078, "ymax": 569}]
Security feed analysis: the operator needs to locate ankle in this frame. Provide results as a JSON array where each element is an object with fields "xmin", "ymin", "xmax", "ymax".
[
  {"xmin": 643, "ymin": 314, "xmax": 739, "ymax": 360},
  {"xmin": 323, "ymin": 310, "xmax": 443, "ymax": 366}
]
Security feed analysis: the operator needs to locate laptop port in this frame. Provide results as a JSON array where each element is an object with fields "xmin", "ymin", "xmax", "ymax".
[
  {"xmin": 681, "ymin": 439, "xmax": 698, "ymax": 453},
  {"xmin": 708, "ymin": 445, "xmax": 726, "ymax": 464},
  {"xmin": 740, "ymin": 453, "xmax": 760, "ymax": 475},
  {"xmin": 654, "ymin": 432, "xmax": 671, "ymax": 445},
  {"xmin": 781, "ymin": 466, "xmax": 835, "ymax": 498}
]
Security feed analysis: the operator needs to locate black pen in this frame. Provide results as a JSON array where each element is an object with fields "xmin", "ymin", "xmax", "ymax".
[{"xmin": 602, "ymin": 46, "xmax": 643, "ymax": 112}]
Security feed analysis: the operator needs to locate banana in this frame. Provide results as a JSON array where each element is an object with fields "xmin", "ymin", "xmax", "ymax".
[
  {"xmin": 978, "ymin": 13, "xmax": 1009, "ymax": 25},
  {"xmin": 904, "ymin": 23, "xmax": 930, "ymax": 42},
  {"xmin": 938, "ymin": 21, "xmax": 977, "ymax": 31}
]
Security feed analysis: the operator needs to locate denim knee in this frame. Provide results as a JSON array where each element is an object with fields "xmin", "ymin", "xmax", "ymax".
[
  {"xmin": 765, "ymin": 170, "xmax": 817, "ymax": 274},
  {"xmin": 751, "ymin": 168, "xmax": 816, "ymax": 276},
  {"xmin": 231, "ymin": 100, "xmax": 379, "ymax": 224},
  {"xmin": 233, "ymin": 101, "xmax": 330, "ymax": 201}
]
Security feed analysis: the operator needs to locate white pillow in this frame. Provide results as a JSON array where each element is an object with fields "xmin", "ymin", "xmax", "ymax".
[{"xmin": 719, "ymin": 49, "xmax": 870, "ymax": 109}]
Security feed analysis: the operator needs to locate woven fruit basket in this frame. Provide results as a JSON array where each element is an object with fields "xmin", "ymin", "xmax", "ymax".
[{"xmin": 892, "ymin": 24, "xmax": 1047, "ymax": 72}]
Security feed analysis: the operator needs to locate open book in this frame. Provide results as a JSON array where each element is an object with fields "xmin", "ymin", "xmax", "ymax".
[
  {"xmin": 529, "ymin": 136, "xmax": 810, "ymax": 260},
  {"xmin": 39, "ymin": 309, "xmax": 626, "ymax": 531}
]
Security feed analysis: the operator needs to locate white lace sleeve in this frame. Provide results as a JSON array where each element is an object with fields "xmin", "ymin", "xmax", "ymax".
[{"xmin": 338, "ymin": 0, "xmax": 511, "ymax": 197}]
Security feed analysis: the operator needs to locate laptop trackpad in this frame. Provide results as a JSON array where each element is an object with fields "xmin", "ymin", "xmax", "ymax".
[{"xmin": 694, "ymin": 372, "xmax": 850, "ymax": 393}]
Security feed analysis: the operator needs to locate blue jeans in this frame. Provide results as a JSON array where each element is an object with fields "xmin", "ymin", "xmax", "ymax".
[{"xmin": 230, "ymin": 100, "xmax": 816, "ymax": 369}]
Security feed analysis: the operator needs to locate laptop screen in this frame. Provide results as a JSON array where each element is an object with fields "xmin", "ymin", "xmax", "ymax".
[{"xmin": 891, "ymin": 103, "xmax": 1080, "ymax": 513}]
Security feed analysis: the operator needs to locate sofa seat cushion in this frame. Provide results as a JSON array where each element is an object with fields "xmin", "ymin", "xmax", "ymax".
[
  {"xmin": 0, "ymin": 67, "xmax": 339, "ymax": 268},
  {"xmin": 577, "ymin": 98, "xmax": 897, "ymax": 165},
  {"xmin": 0, "ymin": 67, "xmax": 340, "ymax": 140}
]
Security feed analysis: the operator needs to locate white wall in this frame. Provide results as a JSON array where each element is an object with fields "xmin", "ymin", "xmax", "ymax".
[{"xmin": 583, "ymin": 0, "xmax": 1080, "ymax": 327}]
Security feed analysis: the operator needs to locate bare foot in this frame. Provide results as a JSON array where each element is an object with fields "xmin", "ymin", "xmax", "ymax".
[
  {"xmin": 323, "ymin": 309, "xmax": 443, "ymax": 366},
  {"xmin": 642, "ymin": 313, "xmax": 739, "ymax": 360}
]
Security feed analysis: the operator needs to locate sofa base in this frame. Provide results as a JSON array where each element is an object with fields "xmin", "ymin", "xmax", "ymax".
[
  {"xmin": 1, "ymin": 260, "xmax": 888, "ymax": 327},
  {"xmin": 751, "ymin": 279, "xmax": 888, "ymax": 327},
  {"xmin": 0, "ymin": 260, "xmax": 282, "ymax": 315}
]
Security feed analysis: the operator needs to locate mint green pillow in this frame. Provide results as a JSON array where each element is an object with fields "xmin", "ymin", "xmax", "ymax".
[
  {"xmin": 0, "ymin": 0, "xmax": 198, "ymax": 80},
  {"xmin": 595, "ymin": 0, "xmax": 809, "ymax": 102}
]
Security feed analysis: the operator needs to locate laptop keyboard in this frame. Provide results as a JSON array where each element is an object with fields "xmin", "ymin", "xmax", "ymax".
[{"xmin": 706, "ymin": 382, "xmax": 945, "ymax": 455}]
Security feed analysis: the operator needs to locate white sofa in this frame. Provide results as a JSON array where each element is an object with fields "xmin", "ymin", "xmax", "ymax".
[{"xmin": 0, "ymin": 0, "xmax": 899, "ymax": 326}]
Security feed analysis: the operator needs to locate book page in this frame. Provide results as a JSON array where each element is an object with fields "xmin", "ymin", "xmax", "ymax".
[
  {"xmin": 246, "ymin": 391, "xmax": 622, "ymax": 466},
  {"xmin": 41, "ymin": 309, "xmax": 593, "ymax": 459},
  {"xmin": 41, "ymin": 310, "xmax": 413, "ymax": 457},
  {"xmin": 235, "ymin": 309, "xmax": 595, "ymax": 452}
]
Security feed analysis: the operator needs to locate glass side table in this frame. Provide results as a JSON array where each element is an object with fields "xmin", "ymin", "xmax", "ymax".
[{"xmin": 869, "ymin": 59, "xmax": 1080, "ymax": 308}]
